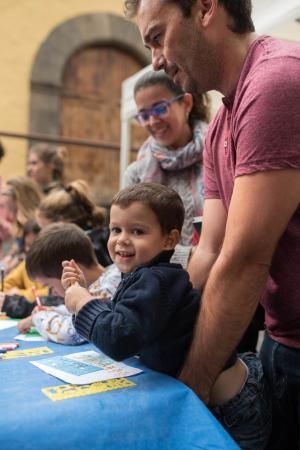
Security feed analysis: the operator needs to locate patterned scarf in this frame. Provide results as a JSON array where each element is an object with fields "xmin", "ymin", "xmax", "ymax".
[
  {"xmin": 153, "ymin": 122, "xmax": 203, "ymax": 168},
  {"xmin": 137, "ymin": 121, "xmax": 206, "ymax": 183}
]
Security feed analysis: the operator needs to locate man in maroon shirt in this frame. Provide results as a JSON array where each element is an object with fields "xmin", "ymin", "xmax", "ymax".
[{"xmin": 124, "ymin": 0, "xmax": 300, "ymax": 448}]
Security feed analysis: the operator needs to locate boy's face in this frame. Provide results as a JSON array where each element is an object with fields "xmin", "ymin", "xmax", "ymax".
[
  {"xmin": 108, "ymin": 202, "xmax": 176, "ymax": 273},
  {"xmin": 36, "ymin": 276, "xmax": 64, "ymax": 297}
]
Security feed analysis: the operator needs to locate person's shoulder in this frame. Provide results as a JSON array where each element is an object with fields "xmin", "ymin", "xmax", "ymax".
[
  {"xmin": 261, "ymin": 35, "xmax": 300, "ymax": 60},
  {"xmin": 247, "ymin": 36, "xmax": 300, "ymax": 83},
  {"xmin": 233, "ymin": 36, "xmax": 300, "ymax": 113}
]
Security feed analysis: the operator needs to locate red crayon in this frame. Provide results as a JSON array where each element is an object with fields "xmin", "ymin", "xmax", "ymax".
[{"xmin": 0, "ymin": 342, "xmax": 19, "ymax": 351}]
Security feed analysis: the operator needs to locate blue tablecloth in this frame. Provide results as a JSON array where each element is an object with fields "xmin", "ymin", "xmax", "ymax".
[{"xmin": 0, "ymin": 324, "xmax": 239, "ymax": 450}]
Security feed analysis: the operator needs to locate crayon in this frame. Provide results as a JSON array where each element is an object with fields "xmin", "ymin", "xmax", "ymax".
[
  {"xmin": 0, "ymin": 342, "xmax": 19, "ymax": 351},
  {"xmin": 32, "ymin": 286, "xmax": 43, "ymax": 309}
]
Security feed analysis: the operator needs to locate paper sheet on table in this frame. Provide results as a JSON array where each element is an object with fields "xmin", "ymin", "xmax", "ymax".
[
  {"xmin": 15, "ymin": 333, "xmax": 46, "ymax": 342},
  {"xmin": 30, "ymin": 350, "xmax": 142, "ymax": 385},
  {"xmin": 0, "ymin": 319, "xmax": 18, "ymax": 330},
  {"xmin": 15, "ymin": 327, "xmax": 46, "ymax": 341}
]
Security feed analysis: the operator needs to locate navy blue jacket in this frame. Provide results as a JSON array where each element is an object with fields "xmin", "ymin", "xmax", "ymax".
[{"xmin": 75, "ymin": 251, "xmax": 200, "ymax": 376}]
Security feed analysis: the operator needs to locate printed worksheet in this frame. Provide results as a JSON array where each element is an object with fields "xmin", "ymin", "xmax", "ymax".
[{"xmin": 30, "ymin": 350, "xmax": 142, "ymax": 384}]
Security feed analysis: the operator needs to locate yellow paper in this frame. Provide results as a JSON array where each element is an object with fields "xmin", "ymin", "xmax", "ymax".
[
  {"xmin": 2, "ymin": 346, "xmax": 53, "ymax": 359},
  {"xmin": 42, "ymin": 378, "xmax": 136, "ymax": 401}
]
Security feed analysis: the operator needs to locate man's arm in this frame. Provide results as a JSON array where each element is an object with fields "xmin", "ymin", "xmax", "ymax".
[
  {"xmin": 188, "ymin": 198, "xmax": 226, "ymax": 290},
  {"xmin": 180, "ymin": 168, "xmax": 300, "ymax": 403}
]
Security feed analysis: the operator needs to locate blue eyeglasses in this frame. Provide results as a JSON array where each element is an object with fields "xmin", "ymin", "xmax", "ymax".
[{"xmin": 134, "ymin": 94, "xmax": 184, "ymax": 125}]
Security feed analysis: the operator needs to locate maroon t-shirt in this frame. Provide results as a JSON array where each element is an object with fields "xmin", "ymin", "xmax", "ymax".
[{"xmin": 204, "ymin": 36, "xmax": 300, "ymax": 348}]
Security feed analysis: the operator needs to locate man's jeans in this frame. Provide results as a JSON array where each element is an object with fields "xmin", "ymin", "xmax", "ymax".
[
  {"xmin": 211, "ymin": 353, "xmax": 272, "ymax": 450},
  {"xmin": 260, "ymin": 333, "xmax": 300, "ymax": 450}
]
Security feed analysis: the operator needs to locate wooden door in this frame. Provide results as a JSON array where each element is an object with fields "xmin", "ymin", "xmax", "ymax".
[{"xmin": 60, "ymin": 46, "xmax": 148, "ymax": 206}]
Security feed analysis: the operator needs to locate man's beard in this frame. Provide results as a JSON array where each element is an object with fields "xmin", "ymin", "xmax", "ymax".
[{"xmin": 183, "ymin": 77, "xmax": 202, "ymax": 95}]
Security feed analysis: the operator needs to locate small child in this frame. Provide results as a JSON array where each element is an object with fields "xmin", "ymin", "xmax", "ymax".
[
  {"xmin": 63, "ymin": 182, "xmax": 271, "ymax": 448},
  {"xmin": 17, "ymin": 223, "xmax": 121, "ymax": 344},
  {"xmin": 0, "ymin": 220, "xmax": 48, "ymax": 317}
]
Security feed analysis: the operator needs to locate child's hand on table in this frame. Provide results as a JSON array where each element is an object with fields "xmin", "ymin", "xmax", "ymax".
[{"xmin": 17, "ymin": 316, "xmax": 33, "ymax": 334}]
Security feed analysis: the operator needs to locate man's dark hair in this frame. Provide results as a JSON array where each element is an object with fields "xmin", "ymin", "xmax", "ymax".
[
  {"xmin": 26, "ymin": 222, "xmax": 98, "ymax": 280},
  {"xmin": 124, "ymin": 0, "xmax": 255, "ymax": 33},
  {"xmin": 111, "ymin": 182, "xmax": 185, "ymax": 235}
]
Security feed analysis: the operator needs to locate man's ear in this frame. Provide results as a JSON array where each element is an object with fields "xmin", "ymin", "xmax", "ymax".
[
  {"xmin": 164, "ymin": 229, "xmax": 180, "ymax": 250},
  {"xmin": 194, "ymin": 0, "xmax": 216, "ymax": 28},
  {"xmin": 183, "ymin": 93, "xmax": 193, "ymax": 116}
]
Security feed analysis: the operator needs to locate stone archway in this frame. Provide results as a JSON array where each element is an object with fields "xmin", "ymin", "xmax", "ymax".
[{"xmin": 29, "ymin": 13, "xmax": 150, "ymax": 137}]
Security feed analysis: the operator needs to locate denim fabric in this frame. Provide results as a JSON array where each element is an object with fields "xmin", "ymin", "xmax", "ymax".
[
  {"xmin": 211, "ymin": 353, "xmax": 272, "ymax": 450},
  {"xmin": 260, "ymin": 333, "xmax": 300, "ymax": 450}
]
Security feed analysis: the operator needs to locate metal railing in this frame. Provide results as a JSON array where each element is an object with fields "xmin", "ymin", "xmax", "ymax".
[{"xmin": 0, "ymin": 130, "xmax": 138, "ymax": 153}]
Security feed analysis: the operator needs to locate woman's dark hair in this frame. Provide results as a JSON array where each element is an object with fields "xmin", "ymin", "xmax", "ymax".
[
  {"xmin": 23, "ymin": 219, "xmax": 41, "ymax": 237},
  {"xmin": 134, "ymin": 70, "xmax": 210, "ymax": 125}
]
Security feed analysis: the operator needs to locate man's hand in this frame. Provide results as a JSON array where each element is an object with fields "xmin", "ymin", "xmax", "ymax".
[{"xmin": 179, "ymin": 364, "xmax": 211, "ymax": 404}]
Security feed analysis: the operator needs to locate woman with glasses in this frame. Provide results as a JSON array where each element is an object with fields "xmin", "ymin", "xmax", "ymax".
[{"xmin": 124, "ymin": 70, "xmax": 210, "ymax": 245}]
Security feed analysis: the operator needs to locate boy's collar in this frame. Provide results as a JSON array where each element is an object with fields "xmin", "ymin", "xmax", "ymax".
[{"xmin": 121, "ymin": 249, "xmax": 174, "ymax": 279}]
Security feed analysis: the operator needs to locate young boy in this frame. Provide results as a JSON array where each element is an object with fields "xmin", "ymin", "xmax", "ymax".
[
  {"xmin": 17, "ymin": 222, "xmax": 121, "ymax": 344},
  {"xmin": 63, "ymin": 182, "xmax": 271, "ymax": 448}
]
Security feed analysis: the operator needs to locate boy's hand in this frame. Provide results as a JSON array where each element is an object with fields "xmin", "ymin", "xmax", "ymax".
[
  {"xmin": 61, "ymin": 260, "xmax": 87, "ymax": 291},
  {"xmin": 65, "ymin": 283, "xmax": 94, "ymax": 314},
  {"xmin": 17, "ymin": 316, "xmax": 33, "ymax": 334}
]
